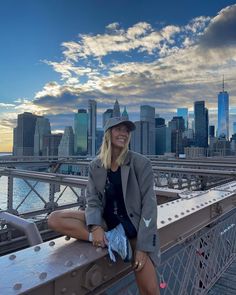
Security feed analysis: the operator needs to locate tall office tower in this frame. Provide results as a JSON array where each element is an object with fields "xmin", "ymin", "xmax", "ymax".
[
  {"xmin": 74, "ymin": 109, "xmax": 88, "ymax": 155},
  {"xmin": 140, "ymin": 105, "xmax": 155, "ymax": 155},
  {"xmin": 155, "ymin": 117, "xmax": 165, "ymax": 127},
  {"xmin": 194, "ymin": 101, "xmax": 208, "ymax": 147},
  {"xmin": 177, "ymin": 108, "xmax": 188, "ymax": 129},
  {"xmin": 34, "ymin": 117, "xmax": 51, "ymax": 156},
  {"xmin": 42, "ymin": 133, "xmax": 63, "ymax": 157},
  {"xmin": 113, "ymin": 99, "xmax": 121, "ymax": 117},
  {"xmin": 209, "ymin": 125, "xmax": 217, "ymax": 150},
  {"xmin": 13, "ymin": 112, "xmax": 39, "ymax": 156},
  {"xmin": 58, "ymin": 126, "xmax": 74, "ymax": 157},
  {"xmin": 209, "ymin": 125, "xmax": 215, "ymax": 138},
  {"xmin": 218, "ymin": 77, "xmax": 229, "ymax": 139},
  {"xmin": 103, "ymin": 109, "xmax": 113, "ymax": 127},
  {"xmin": 130, "ymin": 121, "xmax": 149, "ymax": 154},
  {"xmin": 122, "ymin": 106, "xmax": 129, "ymax": 120},
  {"xmin": 233, "ymin": 122, "xmax": 236, "ymax": 134},
  {"xmin": 155, "ymin": 118, "xmax": 166, "ymax": 155},
  {"xmin": 168, "ymin": 116, "xmax": 185, "ymax": 155},
  {"xmin": 165, "ymin": 126, "xmax": 172, "ymax": 153},
  {"xmin": 88, "ymin": 100, "xmax": 97, "ymax": 157}
]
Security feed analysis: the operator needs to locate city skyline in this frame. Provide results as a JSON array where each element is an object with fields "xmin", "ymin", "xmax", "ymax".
[{"xmin": 1, "ymin": 0, "xmax": 236, "ymax": 152}]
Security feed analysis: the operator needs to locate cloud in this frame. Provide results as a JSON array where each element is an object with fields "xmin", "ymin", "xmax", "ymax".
[
  {"xmin": 106, "ymin": 22, "xmax": 120, "ymax": 31},
  {"xmin": 0, "ymin": 103, "xmax": 15, "ymax": 108},
  {"xmin": 199, "ymin": 4, "xmax": 236, "ymax": 48},
  {"xmin": 3, "ymin": 4, "xmax": 234, "ymax": 143}
]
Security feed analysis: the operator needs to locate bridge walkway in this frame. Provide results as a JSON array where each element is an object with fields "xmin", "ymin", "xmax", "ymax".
[{"xmin": 208, "ymin": 257, "xmax": 236, "ymax": 295}]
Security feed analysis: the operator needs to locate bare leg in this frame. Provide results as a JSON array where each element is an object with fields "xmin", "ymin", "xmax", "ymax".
[
  {"xmin": 48, "ymin": 209, "xmax": 89, "ymax": 241},
  {"xmin": 134, "ymin": 257, "xmax": 160, "ymax": 295},
  {"xmin": 130, "ymin": 239, "xmax": 160, "ymax": 295}
]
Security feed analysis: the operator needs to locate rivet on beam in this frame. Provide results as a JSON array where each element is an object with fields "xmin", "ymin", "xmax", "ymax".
[
  {"xmin": 65, "ymin": 260, "xmax": 73, "ymax": 267},
  {"xmin": 65, "ymin": 236, "xmax": 70, "ymax": 241},
  {"xmin": 34, "ymin": 246, "xmax": 41, "ymax": 252},
  {"xmin": 80, "ymin": 254, "xmax": 86, "ymax": 260},
  {"xmin": 49, "ymin": 241, "xmax": 55, "ymax": 246},
  {"xmin": 9, "ymin": 254, "xmax": 16, "ymax": 260},
  {"xmin": 13, "ymin": 283, "xmax": 22, "ymax": 290},
  {"xmin": 39, "ymin": 272, "xmax": 47, "ymax": 280},
  {"xmin": 71, "ymin": 271, "xmax": 77, "ymax": 277},
  {"xmin": 61, "ymin": 287, "xmax": 67, "ymax": 294}
]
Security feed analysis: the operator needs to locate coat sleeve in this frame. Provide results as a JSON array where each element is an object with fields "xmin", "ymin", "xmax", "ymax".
[
  {"xmin": 135, "ymin": 159, "xmax": 158, "ymax": 253},
  {"xmin": 85, "ymin": 163, "xmax": 104, "ymax": 227}
]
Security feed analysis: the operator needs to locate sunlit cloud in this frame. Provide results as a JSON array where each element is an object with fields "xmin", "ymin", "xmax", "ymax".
[{"xmin": 0, "ymin": 103, "xmax": 15, "ymax": 108}]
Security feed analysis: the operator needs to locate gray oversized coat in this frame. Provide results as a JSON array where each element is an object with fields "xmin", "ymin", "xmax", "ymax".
[{"xmin": 85, "ymin": 150, "xmax": 161, "ymax": 266}]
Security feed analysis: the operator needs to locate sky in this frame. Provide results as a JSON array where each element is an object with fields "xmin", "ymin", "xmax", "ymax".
[{"xmin": 1, "ymin": 0, "xmax": 236, "ymax": 152}]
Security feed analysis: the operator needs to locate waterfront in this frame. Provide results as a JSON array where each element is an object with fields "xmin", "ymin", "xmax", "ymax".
[{"xmin": 0, "ymin": 174, "xmax": 80, "ymax": 214}]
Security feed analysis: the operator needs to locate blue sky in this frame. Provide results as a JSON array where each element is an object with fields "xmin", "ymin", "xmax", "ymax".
[{"xmin": 0, "ymin": 0, "xmax": 236, "ymax": 151}]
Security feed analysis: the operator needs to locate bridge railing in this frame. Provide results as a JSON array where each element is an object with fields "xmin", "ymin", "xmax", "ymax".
[
  {"xmin": 0, "ymin": 165, "xmax": 235, "ymax": 217},
  {"xmin": 0, "ymin": 192, "xmax": 235, "ymax": 294}
]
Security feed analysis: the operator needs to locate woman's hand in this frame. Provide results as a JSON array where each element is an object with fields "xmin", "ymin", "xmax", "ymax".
[
  {"xmin": 92, "ymin": 226, "xmax": 106, "ymax": 248},
  {"xmin": 133, "ymin": 250, "xmax": 148, "ymax": 272}
]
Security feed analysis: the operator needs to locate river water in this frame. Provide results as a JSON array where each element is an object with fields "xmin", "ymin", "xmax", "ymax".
[{"xmin": 0, "ymin": 168, "xmax": 80, "ymax": 214}]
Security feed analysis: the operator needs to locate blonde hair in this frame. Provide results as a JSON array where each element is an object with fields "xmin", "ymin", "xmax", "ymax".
[{"xmin": 98, "ymin": 128, "xmax": 131, "ymax": 169}]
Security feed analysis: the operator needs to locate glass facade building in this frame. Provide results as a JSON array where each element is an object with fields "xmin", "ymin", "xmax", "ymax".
[
  {"xmin": 14, "ymin": 112, "xmax": 38, "ymax": 156},
  {"xmin": 140, "ymin": 105, "xmax": 155, "ymax": 155},
  {"xmin": 177, "ymin": 108, "xmax": 188, "ymax": 129},
  {"xmin": 58, "ymin": 126, "xmax": 74, "ymax": 157},
  {"xmin": 218, "ymin": 90, "xmax": 229, "ymax": 139},
  {"xmin": 74, "ymin": 109, "xmax": 88, "ymax": 155},
  {"xmin": 34, "ymin": 117, "xmax": 51, "ymax": 156},
  {"xmin": 88, "ymin": 100, "xmax": 97, "ymax": 157},
  {"xmin": 194, "ymin": 101, "xmax": 208, "ymax": 148}
]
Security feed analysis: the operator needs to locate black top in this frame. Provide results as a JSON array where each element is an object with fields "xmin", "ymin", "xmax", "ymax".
[{"xmin": 103, "ymin": 167, "xmax": 137, "ymax": 238}]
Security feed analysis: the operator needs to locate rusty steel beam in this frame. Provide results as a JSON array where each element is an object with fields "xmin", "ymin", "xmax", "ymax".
[{"xmin": 0, "ymin": 182, "xmax": 235, "ymax": 294}]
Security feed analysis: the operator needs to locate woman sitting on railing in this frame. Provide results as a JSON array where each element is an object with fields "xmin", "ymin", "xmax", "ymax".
[{"xmin": 48, "ymin": 117, "xmax": 161, "ymax": 295}]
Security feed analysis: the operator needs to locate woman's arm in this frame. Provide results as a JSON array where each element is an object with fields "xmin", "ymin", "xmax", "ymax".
[{"xmin": 135, "ymin": 159, "xmax": 158, "ymax": 253}]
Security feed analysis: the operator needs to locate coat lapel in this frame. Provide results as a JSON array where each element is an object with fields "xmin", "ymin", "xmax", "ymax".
[
  {"xmin": 121, "ymin": 165, "xmax": 130, "ymax": 200},
  {"xmin": 93, "ymin": 159, "xmax": 107, "ymax": 195},
  {"xmin": 121, "ymin": 151, "xmax": 131, "ymax": 200}
]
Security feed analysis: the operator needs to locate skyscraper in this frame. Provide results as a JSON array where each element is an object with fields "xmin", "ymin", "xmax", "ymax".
[
  {"xmin": 88, "ymin": 100, "xmax": 97, "ymax": 157},
  {"xmin": 122, "ymin": 106, "xmax": 129, "ymax": 120},
  {"xmin": 113, "ymin": 99, "xmax": 121, "ymax": 117},
  {"xmin": 218, "ymin": 78, "xmax": 229, "ymax": 139},
  {"xmin": 13, "ymin": 112, "xmax": 39, "ymax": 156},
  {"xmin": 74, "ymin": 109, "xmax": 88, "ymax": 155},
  {"xmin": 233, "ymin": 122, "xmax": 236, "ymax": 134},
  {"xmin": 103, "ymin": 109, "xmax": 113, "ymax": 127},
  {"xmin": 155, "ymin": 118, "xmax": 166, "ymax": 155},
  {"xmin": 140, "ymin": 105, "xmax": 155, "ymax": 155},
  {"xmin": 209, "ymin": 125, "xmax": 215, "ymax": 138},
  {"xmin": 42, "ymin": 133, "xmax": 63, "ymax": 157},
  {"xmin": 130, "ymin": 121, "xmax": 149, "ymax": 154},
  {"xmin": 58, "ymin": 126, "xmax": 74, "ymax": 157},
  {"xmin": 177, "ymin": 108, "xmax": 188, "ymax": 129},
  {"xmin": 34, "ymin": 117, "xmax": 51, "ymax": 156},
  {"xmin": 168, "ymin": 116, "xmax": 185, "ymax": 155},
  {"xmin": 194, "ymin": 101, "xmax": 208, "ymax": 147}
]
